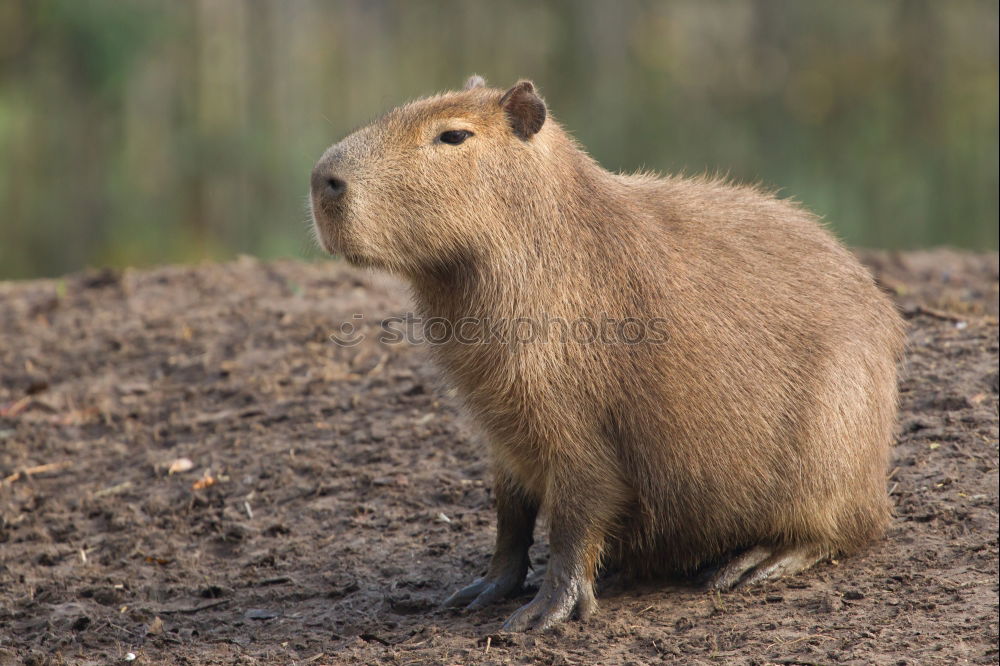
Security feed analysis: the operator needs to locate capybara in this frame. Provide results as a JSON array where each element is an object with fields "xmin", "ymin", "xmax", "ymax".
[{"xmin": 309, "ymin": 75, "xmax": 906, "ymax": 631}]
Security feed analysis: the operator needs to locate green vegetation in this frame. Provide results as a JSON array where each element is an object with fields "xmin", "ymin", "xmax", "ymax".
[{"xmin": 0, "ymin": 0, "xmax": 997, "ymax": 279}]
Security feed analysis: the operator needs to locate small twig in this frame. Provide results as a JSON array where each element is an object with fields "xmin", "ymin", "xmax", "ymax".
[
  {"xmin": 908, "ymin": 304, "xmax": 965, "ymax": 322},
  {"xmin": 910, "ymin": 304, "xmax": 997, "ymax": 325},
  {"xmin": 94, "ymin": 481, "xmax": 134, "ymax": 497},
  {"xmin": 3, "ymin": 461, "xmax": 72, "ymax": 486},
  {"xmin": 158, "ymin": 599, "xmax": 230, "ymax": 615},
  {"xmin": 359, "ymin": 633, "xmax": 391, "ymax": 646},
  {"xmin": 257, "ymin": 576, "xmax": 292, "ymax": 586},
  {"xmin": 0, "ymin": 396, "xmax": 33, "ymax": 418},
  {"xmin": 765, "ymin": 634, "xmax": 833, "ymax": 650},
  {"xmin": 484, "ymin": 635, "xmax": 491, "ymax": 654}
]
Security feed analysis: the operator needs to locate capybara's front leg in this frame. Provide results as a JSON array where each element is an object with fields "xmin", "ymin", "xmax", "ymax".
[
  {"xmin": 500, "ymin": 502, "xmax": 603, "ymax": 631},
  {"xmin": 501, "ymin": 468, "xmax": 621, "ymax": 631},
  {"xmin": 444, "ymin": 470, "xmax": 538, "ymax": 609}
]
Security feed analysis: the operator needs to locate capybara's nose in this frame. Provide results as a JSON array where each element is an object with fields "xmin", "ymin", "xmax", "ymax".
[
  {"xmin": 311, "ymin": 166, "xmax": 347, "ymax": 201},
  {"xmin": 325, "ymin": 176, "xmax": 347, "ymax": 198}
]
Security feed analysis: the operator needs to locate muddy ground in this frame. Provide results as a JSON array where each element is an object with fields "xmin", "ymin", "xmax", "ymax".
[{"xmin": 0, "ymin": 250, "xmax": 997, "ymax": 665}]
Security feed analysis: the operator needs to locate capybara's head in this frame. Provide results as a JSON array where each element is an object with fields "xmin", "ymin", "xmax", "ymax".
[{"xmin": 310, "ymin": 76, "xmax": 549, "ymax": 275}]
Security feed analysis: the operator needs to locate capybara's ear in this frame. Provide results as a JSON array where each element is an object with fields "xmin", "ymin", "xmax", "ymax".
[
  {"xmin": 499, "ymin": 80, "xmax": 546, "ymax": 140},
  {"xmin": 464, "ymin": 75, "xmax": 486, "ymax": 90}
]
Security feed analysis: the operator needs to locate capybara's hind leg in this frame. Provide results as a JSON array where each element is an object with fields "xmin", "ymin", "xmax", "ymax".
[
  {"xmin": 705, "ymin": 546, "xmax": 772, "ymax": 590},
  {"xmin": 735, "ymin": 545, "xmax": 825, "ymax": 588},
  {"xmin": 708, "ymin": 545, "xmax": 826, "ymax": 590}
]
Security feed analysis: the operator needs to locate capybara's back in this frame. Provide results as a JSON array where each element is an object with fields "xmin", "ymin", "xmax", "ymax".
[
  {"xmin": 603, "ymin": 174, "xmax": 906, "ymax": 581},
  {"xmin": 310, "ymin": 77, "xmax": 907, "ymax": 630}
]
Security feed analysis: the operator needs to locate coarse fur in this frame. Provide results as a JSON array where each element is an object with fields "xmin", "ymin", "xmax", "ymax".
[{"xmin": 310, "ymin": 76, "xmax": 906, "ymax": 630}]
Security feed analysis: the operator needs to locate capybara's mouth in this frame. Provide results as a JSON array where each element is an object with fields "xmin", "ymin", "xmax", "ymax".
[
  {"xmin": 309, "ymin": 200, "xmax": 350, "ymax": 256},
  {"xmin": 310, "ymin": 215, "xmax": 338, "ymax": 255},
  {"xmin": 312, "ymin": 214, "xmax": 370, "ymax": 266}
]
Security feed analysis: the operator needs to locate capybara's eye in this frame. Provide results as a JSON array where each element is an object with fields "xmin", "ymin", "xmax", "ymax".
[{"xmin": 439, "ymin": 130, "xmax": 473, "ymax": 145}]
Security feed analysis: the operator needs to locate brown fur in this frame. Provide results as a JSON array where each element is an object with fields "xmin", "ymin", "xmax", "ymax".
[{"xmin": 310, "ymin": 78, "xmax": 906, "ymax": 629}]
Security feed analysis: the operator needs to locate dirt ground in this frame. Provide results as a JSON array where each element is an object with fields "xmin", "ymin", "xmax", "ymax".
[{"xmin": 0, "ymin": 250, "xmax": 997, "ymax": 666}]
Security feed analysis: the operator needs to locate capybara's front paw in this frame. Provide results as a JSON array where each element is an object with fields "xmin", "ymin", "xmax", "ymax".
[
  {"xmin": 444, "ymin": 569, "xmax": 526, "ymax": 610},
  {"xmin": 501, "ymin": 575, "xmax": 596, "ymax": 632}
]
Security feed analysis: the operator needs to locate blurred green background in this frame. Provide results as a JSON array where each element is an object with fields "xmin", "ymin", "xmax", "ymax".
[{"xmin": 0, "ymin": 0, "xmax": 997, "ymax": 280}]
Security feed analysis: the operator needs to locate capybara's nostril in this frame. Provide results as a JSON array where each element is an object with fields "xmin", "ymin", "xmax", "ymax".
[
  {"xmin": 326, "ymin": 177, "xmax": 347, "ymax": 198},
  {"xmin": 311, "ymin": 164, "xmax": 347, "ymax": 201}
]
